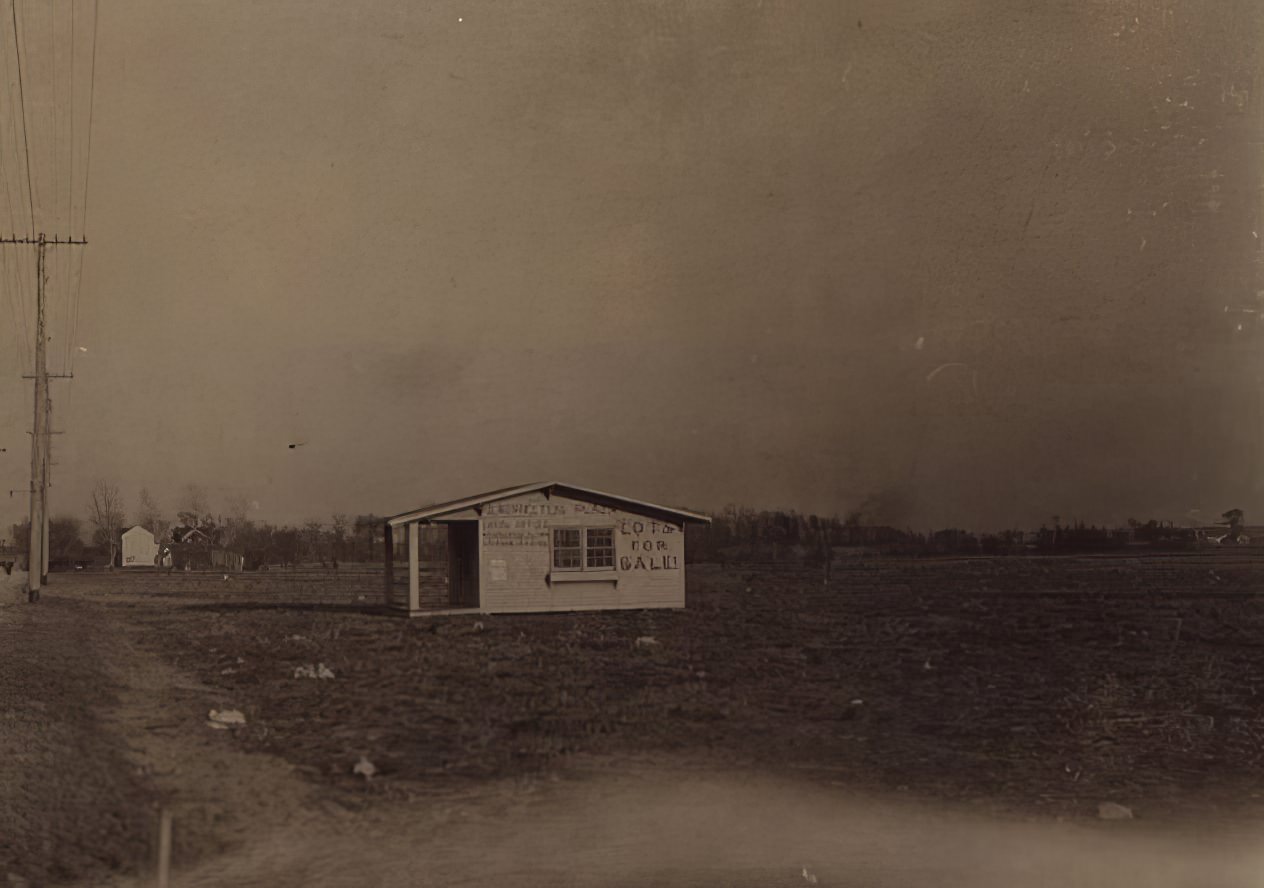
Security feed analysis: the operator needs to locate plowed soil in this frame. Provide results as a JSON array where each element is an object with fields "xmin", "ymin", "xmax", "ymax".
[{"xmin": 7, "ymin": 556, "xmax": 1264, "ymax": 886}]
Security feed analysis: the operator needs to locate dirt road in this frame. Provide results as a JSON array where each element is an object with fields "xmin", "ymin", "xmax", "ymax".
[
  {"xmin": 96, "ymin": 772, "xmax": 1264, "ymax": 888},
  {"xmin": 1, "ymin": 595, "xmax": 153, "ymax": 885}
]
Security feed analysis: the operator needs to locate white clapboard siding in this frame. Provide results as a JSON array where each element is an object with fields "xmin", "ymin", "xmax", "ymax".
[{"xmin": 478, "ymin": 492, "xmax": 685, "ymax": 613}]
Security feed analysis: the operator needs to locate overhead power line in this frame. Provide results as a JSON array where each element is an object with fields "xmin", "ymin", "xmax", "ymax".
[
  {"xmin": 10, "ymin": 0, "xmax": 33, "ymax": 234},
  {"xmin": 0, "ymin": 0, "xmax": 100, "ymax": 599}
]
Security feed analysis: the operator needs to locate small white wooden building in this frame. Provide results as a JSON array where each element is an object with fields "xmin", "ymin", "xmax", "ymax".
[
  {"xmin": 384, "ymin": 482, "xmax": 710, "ymax": 616},
  {"xmin": 120, "ymin": 526, "xmax": 159, "ymax": 568}
]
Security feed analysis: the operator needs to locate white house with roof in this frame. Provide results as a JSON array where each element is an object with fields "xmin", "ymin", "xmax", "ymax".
[{"xmin": 384, "ymin": 482, "xmax": 711, "ymax": 616}]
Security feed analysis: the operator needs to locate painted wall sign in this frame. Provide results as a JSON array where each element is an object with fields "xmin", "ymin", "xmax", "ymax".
[
  {"xmin": 484, "ymin": 518, "xmax": 550, "ymax": 530},
  {"xmin": 617, "ymin": 516, "xmax": 681, "ymax": 571},
  {"xmin": 630, "ymin": 539, "xmax": 669, "ymax": 551},
  {"xmin": 572, "ymin": 503, "xmax": 615, "ymax": 516},
  {"xmin": 484, "ymin": 502, "xmax": 566, "ymax": 517},
  {"xmin": 482, "ymin": 531, "xmax": 548, "ymax": 548},
  {"xmin": 618, "ymin": 519, "xmax": 676, "ymax": 535},
  {"xmin": 619, "ymin": 554, "xmax": 680, "ymax": 571}
]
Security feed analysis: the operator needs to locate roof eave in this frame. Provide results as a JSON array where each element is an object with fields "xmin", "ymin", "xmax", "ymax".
[{"xmin": 386, "ymin": 482, "xmax": 711, "ymax": 527}]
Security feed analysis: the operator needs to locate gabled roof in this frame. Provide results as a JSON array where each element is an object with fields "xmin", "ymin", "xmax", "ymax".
[{"xmin": 387, "ymin": 482, "xmax": 711, "ymax": 528}]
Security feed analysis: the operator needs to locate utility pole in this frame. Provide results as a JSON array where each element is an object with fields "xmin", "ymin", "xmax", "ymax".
[
  {"xmin": 0, "ymin": 1, "xmax": 102, "ymax": 596},
  {"xmin": 1256, "ymin": 72, "xmax": 1264, "ymax": 508},
  {"xmin": 43, "ymin": 394, "xmax": 51, "ymax": 584},
  {"xmin": 28, "ymin": 234, "xmax": 46, "ymax": 601},
  {"xmin": 3, "ymin": 234, "xmax": 84, "ymax": 601}
]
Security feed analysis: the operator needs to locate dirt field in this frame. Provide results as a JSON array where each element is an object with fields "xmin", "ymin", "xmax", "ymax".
[{"xmin": 7, "ymin": 556, "xmax": 1264, "ymax": 886}]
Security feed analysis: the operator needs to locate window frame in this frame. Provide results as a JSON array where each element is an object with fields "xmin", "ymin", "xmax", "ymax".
[
  {"xmin": 550, "ymin": 525, "xmax": 617, "ymax": 573},
  {"xmin": 584, "ymin": 527, "xmax": 615, "ymax": 570},
  {"xmin": 551, "ymin": 527, "xmax": 584, "ymax": 571}
]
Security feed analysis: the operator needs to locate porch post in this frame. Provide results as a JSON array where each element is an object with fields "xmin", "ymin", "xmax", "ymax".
[
  {"xmin": 408, "ymin": 522, "xmax": 420, "ymax": 612},
  {"xmin": 383, "ymin": 521, "xmax": 394, "ymax": 606}
]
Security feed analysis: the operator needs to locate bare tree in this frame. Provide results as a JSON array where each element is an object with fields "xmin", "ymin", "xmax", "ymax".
[
  {"xmin": 177, "ymin": 483, "xmax": 209, "ymax": 528},
  {"xmin": 136, "ymin": 487, "xmax": 170, "ymax": 544},
  {"xmin": 331, "ymin": 513, "xmax": 349, "ymax": 562},
  {"xmin": 222, "ymin": 494, "xmax": 252, "ymax": 550},
  {"xmin": 302, "ymin": 520, "xmax": 326, "ymax": 564},
  {"xmin": 224, "ymin": 494, "xmax": 249, "ymax": 524},
  {"xmin": 88, "ymin": 481, "xmax": 126, "ymax": 568}
]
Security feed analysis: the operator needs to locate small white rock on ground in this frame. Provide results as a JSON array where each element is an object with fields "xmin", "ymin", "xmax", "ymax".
[{"xmin": 1098, "ymin": 802, "xmax": 1134, "ymax": 820}]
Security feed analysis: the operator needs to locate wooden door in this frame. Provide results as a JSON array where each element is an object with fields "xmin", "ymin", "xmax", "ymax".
[{"xmin": 447, "ymin": 522, "xmax": 480, "ymax": 608}]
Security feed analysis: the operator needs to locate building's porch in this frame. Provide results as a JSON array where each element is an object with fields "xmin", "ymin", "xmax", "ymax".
[{"xmin": 384, "ymin": 519, "xmax": 482, "ymax": 616}]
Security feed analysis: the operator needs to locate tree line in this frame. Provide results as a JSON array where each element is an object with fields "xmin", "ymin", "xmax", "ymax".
[
  {"xmin": 9, "ymin": 481, "xmax": 392, "ymax": 570},
  {"xmin": 682, "ymin": 505, "xmax": 1248, "ymax": 563},
  {"xmin": 6, "ymin": 483, "xmax": 1244, "ymax": 570}
]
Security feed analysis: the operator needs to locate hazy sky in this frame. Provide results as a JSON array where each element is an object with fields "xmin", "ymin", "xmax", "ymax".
[{"xmin": 0, "ymin": 0, "xmax": 1261, "ymax": 533}]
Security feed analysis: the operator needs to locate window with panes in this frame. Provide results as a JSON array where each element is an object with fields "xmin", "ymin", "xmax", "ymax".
[{"xmin": 552, "ymin": 527, "xmax": 616, "ymax": 571}]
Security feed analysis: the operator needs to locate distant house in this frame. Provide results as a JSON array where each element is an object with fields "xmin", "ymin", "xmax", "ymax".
[
  {"xmin": 159, "ymin": 525, "xmax": 239, "ymax": 571},
  {"xmin": 120, "ymin": 526, "xmax": 159, "ymax": 568},
  {"xmin": 172, "ymin": 527, "xmax": 210, "ymax": 546},
  {"xmin": 384, "ymin": 482, "xmax": 711, "ymax": 616}
]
